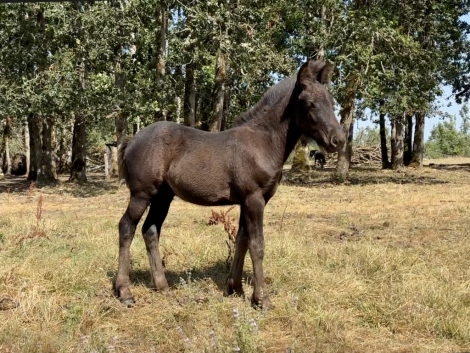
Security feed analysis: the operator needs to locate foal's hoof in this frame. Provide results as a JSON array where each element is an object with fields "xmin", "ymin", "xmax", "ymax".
[
  {"xmin": 251, "ymin": 296, "xmax": 275, "ymax": 310},
  {"xmin": 224, "ymin": 279, "xmax": 244, "ymax": 297},
  {"xmin": 120, "ymin": 298, "xmax": 135, "ymax": 308},
  {"xmin": 114, "ymin": 285, "xmax": 135, "ymax": 308}
]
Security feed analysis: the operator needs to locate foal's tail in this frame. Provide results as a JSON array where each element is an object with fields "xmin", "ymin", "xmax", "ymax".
[{"xmin": 118, "ymin": 136, "xmax": 133, "ymax": 186}]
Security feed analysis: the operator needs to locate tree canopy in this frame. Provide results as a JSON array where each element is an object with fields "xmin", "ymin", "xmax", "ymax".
[{"xmin": 0, "ymin": 0, "xmax": 469, "ymax": 181}]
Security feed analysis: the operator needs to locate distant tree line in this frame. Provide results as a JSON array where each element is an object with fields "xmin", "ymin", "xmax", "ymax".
[{"xmin": 1, "ymin": 1, "xmax": 470, "ymax": 183}]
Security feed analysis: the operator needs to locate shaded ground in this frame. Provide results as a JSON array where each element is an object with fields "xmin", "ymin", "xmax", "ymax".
[
  {"xmin": 281, "ymin": 163, "xmax": 463, "ymax": 187},
  {"xmin": 0, "ymin": 173, "xmax": 120, "ymax": 197}
]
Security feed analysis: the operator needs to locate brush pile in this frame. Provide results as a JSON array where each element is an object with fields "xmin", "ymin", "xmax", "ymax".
[
  {"xmin": 326, "ymin": 145, "xmax": 382, "ymax": 167},
  {"xmin": 351, "ymin": 145, "xmax": 382, "ymax": 166}
]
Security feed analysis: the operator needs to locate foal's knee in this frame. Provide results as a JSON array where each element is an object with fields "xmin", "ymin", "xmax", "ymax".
[{"xmin": 249, "ymin": 238, "xmax": 265, "ymax": 260}]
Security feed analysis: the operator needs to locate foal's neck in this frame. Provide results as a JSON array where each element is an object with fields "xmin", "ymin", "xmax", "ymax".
[{"xmin": 245, "ymin": 91, "xmax": 302, "ymax": 166}]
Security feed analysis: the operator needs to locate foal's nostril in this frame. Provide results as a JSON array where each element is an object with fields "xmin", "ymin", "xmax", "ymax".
[
  {"xmin": 330, "ymin": 134, "xmax": 345, "ymax": 149},
  {"xmin": 330, "ymin": 136, "xmax": 338, "ymax": 148}
]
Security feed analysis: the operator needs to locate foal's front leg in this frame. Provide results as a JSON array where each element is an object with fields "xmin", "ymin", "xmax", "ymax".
[{"xmin": 244, "ymin": 193, "xmax": 274, "ymax": 309}]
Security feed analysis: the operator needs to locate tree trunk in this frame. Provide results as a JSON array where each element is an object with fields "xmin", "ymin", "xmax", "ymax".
[
  {"xmin": 379, "ymin": 112, "xmax": 390, "ymax": 169},
  {"xmin": 221, "ymin": 79, "xmax": 231, "ymax": 131},
  {"xmin": 38, "ymin": 117, "xmax": 57, "ymax": 184},
  {"xmin": 69, "ymin": 115, "xmax": 87, "ymax": 183},
  {"xmin": 133, "ymin": 117, "xmax": 140, "ymax": 135},
  {"xmin": 114, "ymin": 41, "xmax": 127, "ymax": 146},
  {"xmin": 410, "ymin": 112, "xmax": 425, "ymax": 167},
  {"xmin": 391, "ymin": 116, "xmax": 404, "ymax": 170},
  {"xmin": 115, "ymin": 115, "xmax": 127, "ymax": 147},
  {"xmin": 334, "ymin": 93, "xmax": 355, "ymax": 182},
  {"xmin": 347, "ymin": 121, "xmax": 354, "ymax": 163},
  {"xmin": 210, "ymin": 51, "xmax": 226, "ymax": 132},
  {"xmin": 183, "ymin": 63, "xmax": 196, "ymax": 127},
  {"xmin": 391, "ymin": 118, "xmax": 396, "ymax": 163},
  {"xmin": 24, "ymin": 118, "xmax": 30, "ymax": 176},
  {"xmin": 157, "ymin": 1, "xmax": 167, "ymax": 76},
  {"xmin": 56, "ymin": 121, "xmax": 70, "ymax": 174},
  {"xmin": 27, "ymin": 113, "xmax": 41, "ymax": 181},
  {"xmin": 291, "ymin": 139, "xmax": 310, "ymax": 172},
  {"xmin": 404, "ymin": 113, "xmax": 413, "ymax": 166},
  {"xmin": 0, "ymin": 121, "xmax": 3, "ymax": 178},
  {"xmin": 175, "ymin": 96, "xmax": 182, "ymax": 124},
  {"xmin": 111, "ymin": 146, "xmax": 119, "ymax": 178},
  {"xmin": 2, "ymin": 117, "xmax": 12, "ymax": 175},
  {"xmin": 115, "ymin": 115, "xmax": 127, "ymax": 178}
]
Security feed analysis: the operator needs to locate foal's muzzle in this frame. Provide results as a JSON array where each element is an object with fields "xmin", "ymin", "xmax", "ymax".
[
  {"xmin": 330, "ymin": 134, "xmax": 345, "ymax": 150},
  {"xmin": 325, "ymin": 130, "xmax": 346, "ymax": 153}
]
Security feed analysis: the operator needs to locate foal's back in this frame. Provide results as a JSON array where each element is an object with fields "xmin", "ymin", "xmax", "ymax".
[{"xmin": 123, "ymin": 121, "xmax": 279, "ymax": 206}]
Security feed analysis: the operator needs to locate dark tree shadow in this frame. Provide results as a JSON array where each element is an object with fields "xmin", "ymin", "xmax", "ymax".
[
  {"xmin": 281, "ymin": 165, "xmax": 451, "ymax": 187},
  {"xmin": 426, "ymin": 163, "xmax": 470, "ymax": 171},
  {"xmin": 0, "ymin": 173, "xmax": 120, "ymax": 197},
  {"xmin": 0, "ymin": 176, "xmax": 31, "ymax": 193}
]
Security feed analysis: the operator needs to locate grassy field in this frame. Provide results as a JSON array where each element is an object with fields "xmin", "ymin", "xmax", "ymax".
[{"xmin": 1, "ymin": 158, "xmax": 470, "ymax": 353}]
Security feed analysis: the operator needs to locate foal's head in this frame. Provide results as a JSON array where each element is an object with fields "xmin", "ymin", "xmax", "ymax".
[{"xmin": 293, "ymin": 60, "xmax": 345, "ymax": 153}]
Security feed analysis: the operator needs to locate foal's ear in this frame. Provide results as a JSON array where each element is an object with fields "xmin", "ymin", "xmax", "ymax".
[{"xmin": 297, "ymin": 60, "xmax": 333, "ymax": 88}]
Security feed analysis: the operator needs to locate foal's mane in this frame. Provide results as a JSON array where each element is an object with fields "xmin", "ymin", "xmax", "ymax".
[{"xmin": 232, "ymin": 76, "xmax": 296, "ymax": 127}]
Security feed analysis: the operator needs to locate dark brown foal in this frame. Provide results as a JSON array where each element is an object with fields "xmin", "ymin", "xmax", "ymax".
[{"xmin": 115, "ymin": 60, "xmax": 345, "ymax": 309}]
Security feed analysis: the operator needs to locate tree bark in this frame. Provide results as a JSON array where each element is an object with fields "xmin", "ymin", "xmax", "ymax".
[
  {"xmin": 379, "ymin": 112, "xmax": 390, "ymax": 169},
  {"xmin": 133, "ymin": 117, "xmax": 140, "ymax": 135},
  {"xmin": 69, "ymin": 115, "xmax": 87, "ymax": 183},
  {"xmin": 27, "ymin": 113, "xmax": 42, "ymax": 181},
  {"xmin": 404, "ymin": 112, "xmax": 413, "ymax": 166},
  {"xmin": 291, "ymin": 139, "xmax": 310, "ymax": 172},
  {"xmin": 334, "ymin": 92, "xmax": 355, "ymax": 182},
  {"xmin": 24, "ymin": 118, "xmax": 30, "ymax": 176},
  {"xmin": 56, "ymin": 121, "xmax": 70, "ymax": 174},
  {"xmin": 115, "ymin": 115, "xmax": 127, "ymax": 147},
  {"xmin": 391, "ymin": 118, "xmax": 396, "ymax": 163},
  {"xmin": 38, "ymin": 117, "xmax": 58, "ymax": 184},
  {"xmin": 111, "ymin": 146, "xmax": 119, "ymax": 178},
  {"xmin": 410, "ymin": 112, "xmax": 425, "ymax": 167},
  {"xmin": 391, "ymin": 116, "xmax": 404, "ymax": 170},
  {"xmin": 157, "ymin": 1, "xmax": 167, "ymax": 76},
  {"xmin": 114, "ymin": 41, "xmax": 127, "ymax": 146},
  {"xmin": 210, "ymin": 51, "xmax": 226, "ymax": 132},
  {"xmin": 347, "ymin": 121, "xmax": 354, "ymax": 163},
  {"xmin": 2, "ymin": 117, "xmax": 12, "ymax": 175},
  {"xmin": 183, "ymin": 63, "xmax": 196, "ymax": 127},
  {"xmin": 221, "ymin": 78, "xmax": 231, "ymax": 131},
  {"xmin": 0, "ymin": 121, "xmax": 3, "ymax": 178}
]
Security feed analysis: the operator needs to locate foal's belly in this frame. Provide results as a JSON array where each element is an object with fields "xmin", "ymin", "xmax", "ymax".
[{"xmin": 165, "ymin": 163, "xmax": 238, "ymax": 206}]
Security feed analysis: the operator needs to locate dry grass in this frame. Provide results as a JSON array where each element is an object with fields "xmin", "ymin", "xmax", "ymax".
[{"xmin": 0, "ymin": 162, "xmax": 470, "ymax": 353}]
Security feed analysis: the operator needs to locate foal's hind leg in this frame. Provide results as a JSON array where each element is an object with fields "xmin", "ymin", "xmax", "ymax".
[
  {"xmin": 142, "ymin": 192, "xmax": 174, "ymax": 291},
  {"xmin": 225, "ymin": 212, "xmax": 248, "ymax": 296},
  {"xmin": 116, "ymin": 194, "xmax": 150, "ymax": 306}
]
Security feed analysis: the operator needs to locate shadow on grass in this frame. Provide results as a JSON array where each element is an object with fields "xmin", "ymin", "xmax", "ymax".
[
  {"xmin": 0, "ymin": 173, "xmax": 121, "ymax": 197},
  {"xmin": 281, "ymin": 166, "xmax": 450, "ymax": 187},
  {"xmin": 426, "ymin": 162, "xmax": 470, "ymax": 171},
  {"xmin": 108, "ymin": 259, "xmax": 250, "ymax": 294}
]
